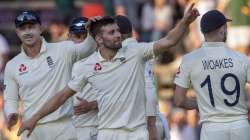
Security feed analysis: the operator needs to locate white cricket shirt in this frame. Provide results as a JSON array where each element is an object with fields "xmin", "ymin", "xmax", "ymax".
[
  {"xmin": 122, "ymin": 38, "xmax": 159, "ymax": 116},
  {"xmin": 174, "ymin": 42, "xmax": 249, "ymax": 123},
  {"xmin": 68, "ymin": 41, "xmax": 155, "ymax": 130},
  {"xmin": 4, "ymin": 35, "xmax": 96, "ymax": 123}
]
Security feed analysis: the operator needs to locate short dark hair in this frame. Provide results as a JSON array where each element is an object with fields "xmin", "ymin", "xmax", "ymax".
[
  {"xmin": 115, "ymin": 15, "xmax": 132, "ymax": 34},
  {"xmin": 89, "ymin": 16, "xmax": 116, "ymax": 38}
]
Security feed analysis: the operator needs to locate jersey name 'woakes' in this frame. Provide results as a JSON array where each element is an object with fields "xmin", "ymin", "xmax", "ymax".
[{"xmin": 202, "ymin": 58, "xmax": 234, "ymax": 70}]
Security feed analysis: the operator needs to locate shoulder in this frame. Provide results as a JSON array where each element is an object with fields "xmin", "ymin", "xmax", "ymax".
[
  {"xmin": 5, "ymin": 53, "xmax": 24, "ymax": 75},
  {"xmin": 7, "ymin": 53, "xmax": 23, "ymax": 67},
  {"xmin": 224, "ymin": 48, "xmax": 249, "ymax": 62},
  {"xmin": 130, "ymin": 41, "xmax": 154, "ymax": 48},
  {"xmin": 72, "ymin": 52, "xmax": 97, "ymax": 71},
  {"xmin": 124, "ymin": 42, "xmax": 154, "ymax": 52},
  {"xmin": 181, "ymin": 48, "xmax": 203, "ymax": 63}
]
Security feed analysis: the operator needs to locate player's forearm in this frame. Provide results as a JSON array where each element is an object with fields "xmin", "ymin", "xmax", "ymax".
[
  {"xmin": 33, "ymin": 87, "xmax": 75, "ymax": 122},
  {"xmin": 153, "ymin": 19, "xmax": 189, "ymax": 55},
  {"xmin": 147, "ymin": 116, "xmax": 158, "ymax": 140},
  {"xmin": 179, "ymin": 98, "xmax": 198, "ymax": 110}
]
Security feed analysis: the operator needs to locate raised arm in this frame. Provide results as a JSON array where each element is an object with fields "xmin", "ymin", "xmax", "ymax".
[
  {"xmin": 17, "ymin": 86, "xmax": 76, "ymax": 137},
  {"xmin": 65, "ymin": 17, "xmax": 105, "ymax": 62},
  {"xmin": 153, "ymin": 3, "xmax": 200, "ymax": 56}
]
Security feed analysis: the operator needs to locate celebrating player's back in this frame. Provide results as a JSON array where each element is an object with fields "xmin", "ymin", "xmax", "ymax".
[{"xmin": 174, "ymin": 10, "xmax": 250, "ymax": 140}]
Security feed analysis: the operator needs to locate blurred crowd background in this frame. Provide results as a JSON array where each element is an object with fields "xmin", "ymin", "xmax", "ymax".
[{"xmin": 0, "ymin": 0, "xmax": 249, "ymax": 140}]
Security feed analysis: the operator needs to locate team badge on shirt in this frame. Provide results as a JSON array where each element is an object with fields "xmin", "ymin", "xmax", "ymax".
[
  {"xmin": 119, "ymin": 57, "xmax": 126, "ymax": 63},
  {"xmin": 94, "ymin": 63, "xmax": 102, "ymax": 71},
  {"xmin": 47, "ymin": 56, "xmax": 54, "ymax": 68},
  {"xmin": 19, "ymin": 64, "xmax": 28, "ymax": 75}
]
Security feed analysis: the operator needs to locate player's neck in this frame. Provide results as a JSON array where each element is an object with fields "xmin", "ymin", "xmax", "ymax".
[
  {"xmin": 22, "ymin": 38, "xmax": 43, "ymax": 58},
  {"xmin": 99, "ymin": 47, "xmax": 118, "ymax": 61},
  {"xmin": 205, "ymin": 37, "xmax": 223, "ymax": 42}
]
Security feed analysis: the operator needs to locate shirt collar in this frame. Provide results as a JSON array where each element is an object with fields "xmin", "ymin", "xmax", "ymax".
[
  {"xmin": 21, "ymin": 38, "xmax": 48, "ymax": 58},
  {"xmin": 97, "ymin": 48, "xmax": 125, "ymax": 63},
  {"xmin": 122, "ymin": 37, "xmax": 138, "ymax": 47},
  {"xmin": 202, "ymin": 42, "xmax": 226, "ymax": 48}
]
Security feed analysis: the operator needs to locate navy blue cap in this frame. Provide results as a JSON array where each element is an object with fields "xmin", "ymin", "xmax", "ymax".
[
  {"xmin": 69, "ymin": 17, "xmax": 89, "ymax": 33},
  {"xmin": 201, "ymin": 10, "xmax": 231, "ymax": 33},
  {"xmin": 15, "ymin": 10, "xmax": 41, "ymax": 27},
  {"xmin": 115, "ymin": 15, "xmax": 132, "ymax": 34}
]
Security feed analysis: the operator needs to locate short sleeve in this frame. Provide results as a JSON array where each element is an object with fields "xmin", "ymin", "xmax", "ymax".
[
  {"xmin": 68, "ymin": 63, "xmax": 88, "ymax": 92},
  {"xmin": 174, "ymin": 57, "xmax": 191, "ymax": 88}
]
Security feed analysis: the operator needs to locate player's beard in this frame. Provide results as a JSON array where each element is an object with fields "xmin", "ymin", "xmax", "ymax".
[{"xmin": 104, "ymin": 42, "xmax": 122, "ymax": 51}]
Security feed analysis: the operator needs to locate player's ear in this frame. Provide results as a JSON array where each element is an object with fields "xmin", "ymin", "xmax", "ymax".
[{"xmin": 95, "ymin": 34, "xmax": 103, "ymax": 44}]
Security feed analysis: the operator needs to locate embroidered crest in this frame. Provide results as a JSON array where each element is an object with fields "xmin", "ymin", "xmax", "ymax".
[{"xmin": 94, "ymin": 63, "xmax": 102, "ymax": 71}]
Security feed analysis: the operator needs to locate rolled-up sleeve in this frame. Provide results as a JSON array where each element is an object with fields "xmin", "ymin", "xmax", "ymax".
[{"xmin": 3, "ymin": 63, "xmax": 19, "ymax": 116}]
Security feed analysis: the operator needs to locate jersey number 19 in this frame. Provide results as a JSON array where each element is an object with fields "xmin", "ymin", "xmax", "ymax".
[{"xmin": 200, "ymin": 73, "xmax": 240, "ymax": 107}]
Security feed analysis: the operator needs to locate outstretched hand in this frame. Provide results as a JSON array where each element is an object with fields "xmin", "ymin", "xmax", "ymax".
[
  {"xmin": 17, "ymin": 118, "xmax": 38, "ymax": 137},
  {"xmin": 183, "ymin": 3, "xmax": 200, "ymax": 25}
]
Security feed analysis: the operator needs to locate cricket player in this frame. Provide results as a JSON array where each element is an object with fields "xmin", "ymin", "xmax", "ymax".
[
  {"xmin": 115, "ymin": 15, "xmax": 171, "ymax": 140},
  {"xmin": 4, "ymin": 10, "xmax": 97, "ymax": 140},
  {"xmin": 68, "ymin": 17, "xmax": 89, "ymax": 43},
  {"xmin": 68, "ymin": 17, "xmax": 98, "ymax": 140},
  {"xmin": 17, "ymin": 3, "xmax": 199, "ymax": 140},
  {"xmin": 174, "ymin": 10, "xmax": 250, "ymax": 140}
]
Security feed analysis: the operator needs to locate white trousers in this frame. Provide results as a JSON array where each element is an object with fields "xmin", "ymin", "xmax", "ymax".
[
  {"xmin": 76, "ymin": 126, "xmax": 98, "ymax": 140},
  {"xmin": 201, "ymin": 119, "xmax": 250, "ymax": 140},
  {"xmin": 21, "ymin": 117, "xmax": 77, "ymax": 140},
  {"xmin": 97, "ymin": 125, "xmax": 148, "ymax": 140}
]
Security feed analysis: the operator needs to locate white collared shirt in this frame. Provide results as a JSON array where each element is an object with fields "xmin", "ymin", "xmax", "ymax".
[
  {"xmin": 122, "ymin": 38, "xmax": 159, "ymax": 116},
  {"xmin": 4, "ymin": 35, "xmax": 96, "ymax": 123},
  {"xmin": 68, "ymin": 42, "xmax": 154, "ymax": 130},
  {"xmin": 174, "ymin": 42, "xmax": 249, "ymax": 123}
]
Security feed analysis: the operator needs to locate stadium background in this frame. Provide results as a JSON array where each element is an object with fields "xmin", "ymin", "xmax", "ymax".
[{"xmin": 0, "ymin": 0, "xmax": 249, "ymax": 140}]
